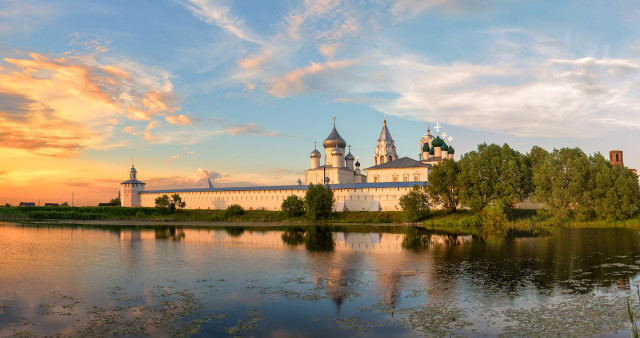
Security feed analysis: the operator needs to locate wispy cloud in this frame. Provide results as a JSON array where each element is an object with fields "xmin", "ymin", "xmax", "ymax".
[{"xmin": 180, "ymin": 0, "xmax": 263, "ymax": 44}]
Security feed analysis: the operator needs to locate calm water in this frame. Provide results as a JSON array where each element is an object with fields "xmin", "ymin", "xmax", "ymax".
[{"xmin": 1, "ymin": 222, "xmax": 640, "ymax": 337}]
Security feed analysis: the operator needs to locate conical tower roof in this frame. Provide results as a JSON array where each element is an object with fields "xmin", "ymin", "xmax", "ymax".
[{"xmin": 378, "ymin": 120, "xmax": 393, "ymax": 141}]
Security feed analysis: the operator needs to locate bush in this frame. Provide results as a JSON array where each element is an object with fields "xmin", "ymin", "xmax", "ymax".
[
  {"xmin": 224, "ymin": 204, "xmax": 245, "ymax": 219},
  {"xmin": 281, "ymin": 195, "xmax": 305, "ymax": 217},
  {"xmin": 399, "ymin": 185, "xmax": 430, "ymax": 222}
]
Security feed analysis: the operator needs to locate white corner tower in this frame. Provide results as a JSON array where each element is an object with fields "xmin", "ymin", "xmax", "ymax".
[
  {"xmin": 374, "ymin": 120, "xmax": 398, "ymax": 165},
  {"xmin": 121, "ymin": 165, "xmax": 145, "ymax": 207}
]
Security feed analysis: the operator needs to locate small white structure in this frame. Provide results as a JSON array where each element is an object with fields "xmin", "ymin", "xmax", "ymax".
[{"xmin": 121, "ymin": 165, "xmax": 145, "ymax": 207}]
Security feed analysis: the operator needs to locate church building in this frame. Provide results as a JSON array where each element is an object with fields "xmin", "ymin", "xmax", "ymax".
[{"xmin": 121, "ymin": 118, "xmax": 457, "ymax": 211}]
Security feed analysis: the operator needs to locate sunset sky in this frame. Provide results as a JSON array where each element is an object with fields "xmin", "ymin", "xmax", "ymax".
[{"xmin": 2, "ymin": 0, "xmax": 640, "ymax": 206}]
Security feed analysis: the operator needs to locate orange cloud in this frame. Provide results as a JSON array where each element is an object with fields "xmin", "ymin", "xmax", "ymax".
[
  {"xmin": 165, "ymin": 114, "xmax": 192, "ymax": 125},
  {"xmin": 268, "ymin": 59, "xmax": 356, "ymax": 97},
  {"xmin": 0, "ymin": 51, "xmax": 180, "ymax": 156}
]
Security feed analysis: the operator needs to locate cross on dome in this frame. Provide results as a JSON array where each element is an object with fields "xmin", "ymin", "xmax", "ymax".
[
  {"xmin": 314, "ymin": 141, "xmax": 317, "ymax": 149},
  {"xmin": 332, "ymin": 116, "xmax": 336, "ymax": 126},
  {"xmin": 434, "ymin": 123, "xmax": 441, "ymax": 135},
  {"xmin": 448, "ymin": 136, "xmax": 453, "ymax": 143},
  {"xmin": 441, "ymin": 132, "xmax": 447, "ymax": 140}
]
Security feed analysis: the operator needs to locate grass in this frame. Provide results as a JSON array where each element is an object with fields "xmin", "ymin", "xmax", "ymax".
[{"xmin": 2, "ymin": 205, "xmax": 640, "ymax": 237}]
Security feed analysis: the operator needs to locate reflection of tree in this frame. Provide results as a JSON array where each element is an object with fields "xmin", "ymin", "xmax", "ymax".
[
  {"xmin": 281, "ymin": 227, "xmax": 305, "ymax": 246},
  {"xmin": 402, "ymin": 228, "xmax": 431, "ymax": 252},
  {"xmin": 154, "ymin": 227, "xmax": 185, "ymax": 241},
  {"xmin": 304, "ymin": 226, "xmax": 334, "ymax": 252},
  {"xmin": 224, "ymin": 226, "xmax": 245, "ymax": 237}
]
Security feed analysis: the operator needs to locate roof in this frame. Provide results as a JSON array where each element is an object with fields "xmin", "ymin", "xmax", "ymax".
[
  {"xmin": 121, "ymin": 179, "xmax": 145, "ymax": 184},
  {"xmin": 142, "ymin": 181, "xmax": 424, "ymax": 194},
  {"xmin": 378, "ymin": 121, "xmax": 393, "ymax": 141},
  {"xmin": 365, "ymin": 157, "xmax": 431, "ymax": 170},
  {"xmin": 322, "ymin": 126, "xmax": 347, "ymax": 149}
]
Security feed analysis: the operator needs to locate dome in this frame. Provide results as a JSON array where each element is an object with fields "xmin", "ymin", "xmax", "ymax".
[
  {"xmin": 310, "ymin": 148, "xmax": 321, "ymax": 158},
  {"xmin": 323, "ymin": 126, "xmax": 347, "ymax": 149},
  {"xmin": 448, "ymin": 146, "xmax": 455, "ymax": 155},
  {"xmin": 345, "ymin": 151, "xmax": 355, "ymax": 161},
  {"xmin": 331, "ymin": 146, "xmax": 344, "ymax": 156},
  {"xmin": 355, "ymin": 160, "xmax": 360, "ymax": 167},
  {"xmin": 422, "ymin": 142, "xmax": 430, "ymax": 152},
  {"xmin": 440, "ymin": 143, "xmax": 449, "ymax": 151},
  {"xmin": 429, "ymin": 147, "xmax": 435, "ymax": 155},
  {"xmin": 130, "ymin": 166, "xmax": 137, "ymax": 173},
  {"xmin": 431, "ymin": 136, "xmax": 444, "ymax": 147}
]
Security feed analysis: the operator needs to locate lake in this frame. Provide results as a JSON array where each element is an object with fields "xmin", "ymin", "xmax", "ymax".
[{"xmin": 1, "ymin": 222, "xmax": 639, "ymax": 336}]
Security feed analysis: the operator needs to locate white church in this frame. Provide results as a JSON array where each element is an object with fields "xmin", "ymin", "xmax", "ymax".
[{"xmin": 121, "ymin": 120, "xmax": 456, "ymax": 211}]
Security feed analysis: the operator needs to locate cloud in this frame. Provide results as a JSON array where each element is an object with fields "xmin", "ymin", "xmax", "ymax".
[
  {"xmin": 181, "ymin": 0, "xmax": 263, "ymax": 44},
  {"xmin": 145, "ymin": 168, "xmax": 223, "ymax": 189},
  {"xmin": 170, "ymin": 154, "xmax": 180, "ymax": 160},
  {"xmin": 0, "ymin": 51, "xmax": 180, "ymax": 156},
  {"xmin": 391, "ymin": 0, "xmax": 493, "ymax": 19},
  {"xmin": 0, "ymin": 91, "xmax": 90, "ymax": 157},
  {"xmin": 165, "ymin": 114, "xmax": 192, "ymax": 125},
  {"xmin": 0, "ymin": 0, "xmax": 61, "ymax": 34},
  {"xmin": 214, "ymin": 123, "xmax": 280, "ymax": 137},
  {"xmin": 268, "ymin": 59, "xmax": 358, "ymax": 97}
]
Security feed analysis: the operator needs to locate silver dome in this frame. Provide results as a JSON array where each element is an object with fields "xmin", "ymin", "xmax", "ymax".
[{"xmin": 310, "ymin": 148, "xmax": 321, "ymax": 158}]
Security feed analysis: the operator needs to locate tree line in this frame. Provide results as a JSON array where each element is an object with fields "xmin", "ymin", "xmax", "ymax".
[{"xmin": 402, "ymin": 143, "xmax": 640, "ymax": 222}]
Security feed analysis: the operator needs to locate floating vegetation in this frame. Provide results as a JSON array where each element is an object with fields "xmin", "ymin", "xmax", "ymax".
[
  {"xmin": 11, "ymin": 329, "xmax": 36, "ymax": 338},
  {"xmin": 76, "ymin": 286, "xmax": 215, "ymax": 337},
  {"xmin": 246, "ymin": 285, "xmax": 326, "ymax": 302},
  {"xmin": 281, "ymin": 276, "xmax": 312, "ymax": 284},
  {"xmin": 360, "ymin": 300, "xmax": 396, "ymax": 314},
  {"xmin": 38, "ymin": 292, "xmax": 81, "ymax": 317},
  {"xmin": 501, "ymin": 294, "xmax": 628, "ymax": 336},
  {"xmin": 397, "ymin": 304, "xmax": 473, "ymax": 337},
  {"xmin": 333, "ymin": 316, "xmax": 384, "ymax": 333},
  {"xmin": 224, "ymin": 309, "xmax": 265, "ymax": 334}
]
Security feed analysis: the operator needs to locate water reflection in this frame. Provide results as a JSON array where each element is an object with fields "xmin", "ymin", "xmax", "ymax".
[{"xmin": 2, "ymin": 223, "xmax": 640, "ymax": 337}]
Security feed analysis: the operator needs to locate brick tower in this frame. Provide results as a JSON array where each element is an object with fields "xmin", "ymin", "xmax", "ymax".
[{"xmin": 609, "ymin": 150, "xmax": 624, "ymax": 167}]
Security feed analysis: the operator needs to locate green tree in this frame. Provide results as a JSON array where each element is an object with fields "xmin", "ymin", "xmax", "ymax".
[
  {"xmin": 281, "ymin": 195, "xmax": 305, "ymax": 217},
  {"xmin": 399, "ymin": 184, "xmax": 430, "ymax": 222},
  {"xmin": 591, "ymin": 154, "xmax": 640, "ymax": 220},
  {"xmin": 305, "ymin": 183, "xmax": 334, "ymax": 222},
  {"xmin": 155, "ymin": 194, "xmax": 170, "ymax": 210},
  {"xmin": 531, "ymin": 147, "xmax": 594, "ymax": 220},
  {"xmin": 171, "ymin": 194, "xmax": 186, "ymax": 210},
  {"xmin": 426, "ymin": 158, "xmax": 460, "ymax": 213},
  {"xmin": 458, "ymin": 143, "xmax": 532, "ymax": 216},
  {"xmin": 108, "ymin": 196, "xmax": 121, "ymax": 206}
]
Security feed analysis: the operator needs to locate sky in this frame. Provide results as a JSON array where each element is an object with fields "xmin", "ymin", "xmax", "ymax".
[{"xmin": 2, "ymin": 0, "xmax": 640, "ymax": 206}]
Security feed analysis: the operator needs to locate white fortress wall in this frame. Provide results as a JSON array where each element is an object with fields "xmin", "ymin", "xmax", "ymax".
[{"xmin": 139, "ymin": 182, "xmax": 422, "ymax": 211}]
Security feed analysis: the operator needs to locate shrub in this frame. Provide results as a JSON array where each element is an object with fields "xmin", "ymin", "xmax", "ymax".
[
  {"xmin": 399, "ymin": 185, "xmax": 430, "ymax": 222},
  {"xmin": 281, "ymin": 195, "xmax": 305, "ymax": 217},
  {"xmin": 224, "ymin": 204, "xmax": 245, "ymax": 219}
]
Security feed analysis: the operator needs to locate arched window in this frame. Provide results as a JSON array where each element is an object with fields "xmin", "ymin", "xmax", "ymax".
[
  {"xmin": 403, "ymin": 174, "xmax": 409, "ymax": 182},
  {"xmin": 389, "ymin": 155, "xmax": 393, "ymax": 162},
  {"xmin": 374, "ymin": 175, "xmax": 380, "ymax": 183},
  {"xmin": 414, "ymin": 174, "xmax": 420, "ymax": 181},
  {"xmin": 393, "ymin": 174, "xmax": 398, "ymax": 182}
]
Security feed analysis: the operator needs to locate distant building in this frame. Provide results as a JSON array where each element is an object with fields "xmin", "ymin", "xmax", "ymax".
[
  {"xmin": 44, "ymin": 203, "xmax": 59, "ymax": 207},
  {"xmin": 19, "ymin": 202, "xmax": 36, "ymax": 207},
  {"xmin": 121, "ymin": 119, "xmax": 457, "ymax": 210},
  {"xmin": 609, "ymin": 150, "xmax": 637, "ymax": 174}
]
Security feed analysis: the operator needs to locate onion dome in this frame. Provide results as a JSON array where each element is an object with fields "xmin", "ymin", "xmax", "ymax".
[
  {"xmin": 448, "ymin": 145, "xmax": 455, "ymax": 155},
  {"xmin": 296, "ymin": 178, "xmax": 302, "ymax": 185},
  {"xmin": 331, "ymin": 146, "xmax": 344, "ymax": 156},
  {"xmin": 355, "ymin": 156, "xmax": 360, "ymax": 167},
  {"xmin": 429, "ymin": 147, "xmax": 435, "ymax": 155},
  {"xmin": 310, "ymin": 148, "xmax": 321, "ymax": 158},
  {"xmin": 422, "ymin": 142, "xmax": 430, "ymax": 152},
  {"xmin": 440, "ymin": 143, "xmax": 449, "ymax": 151},
  {"xmin": 431, "ymin": 136, "xmax": 444, "ymax": 147},
  {"xmin": 345, "ymin": 151, "xmax": 354, "ymax": 161},
  {"xmin": 323, "ymin": 126, "xmax": 347, "ymax": 149}
]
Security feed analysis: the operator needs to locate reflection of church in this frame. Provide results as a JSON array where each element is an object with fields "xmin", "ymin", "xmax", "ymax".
[{"xmin": 122, "ymin": 119, "xmax": 458, "ymax": 211}]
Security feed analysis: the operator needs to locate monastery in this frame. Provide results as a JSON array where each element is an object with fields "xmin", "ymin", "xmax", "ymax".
[{"xmin": 121, "ymin": 120, "xmax": 456, "ymax": 211}]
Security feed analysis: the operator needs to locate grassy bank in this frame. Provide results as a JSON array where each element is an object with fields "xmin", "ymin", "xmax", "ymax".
[{"xmin": 2, "ymin": 206, "xmax": 640, "ymax": 236}]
